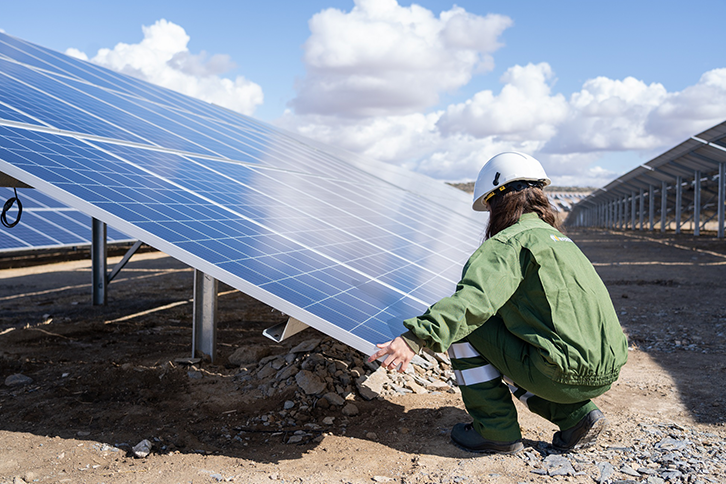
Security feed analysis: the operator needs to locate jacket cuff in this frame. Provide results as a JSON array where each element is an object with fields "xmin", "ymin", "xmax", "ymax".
[{"xmin": 400, "ymin": 330, "xmax": 426, "ymax": 355}]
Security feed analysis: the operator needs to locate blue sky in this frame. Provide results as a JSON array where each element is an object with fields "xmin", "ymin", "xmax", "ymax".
[{"xmin": 2, "ymin": 0, "xmax": 725, "ymax": 187}]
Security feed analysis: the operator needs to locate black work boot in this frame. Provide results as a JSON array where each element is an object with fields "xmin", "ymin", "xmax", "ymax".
[
  {"xmin": 552, "ymin": 409, "xmax": 607, "ymax": 451},
  {"xmin": 451, "ymin": 423, "xmax": 523, "ymax": 454}
]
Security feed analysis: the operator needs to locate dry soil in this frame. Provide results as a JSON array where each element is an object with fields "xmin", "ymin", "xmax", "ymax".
[{"xmin": 1, "ymin": 228, "xmax": 725, "ymax": 483}]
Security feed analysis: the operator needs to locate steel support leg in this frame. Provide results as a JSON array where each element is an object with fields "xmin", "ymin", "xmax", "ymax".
[
  {"xmin": 675, "ymin": 176, "xmax": 682, "ymax": 234},
  {"xmin": 639, "ymin": 188, "xmax": 644, "ymax": 230},
  {"xmin": 694, "ymin": 171, "xmax": 701, "ymax": 236},
  {"xmin": 719, "ymin": 163, "xmax": 725, "ymax": 239},
  {"xmin": 92, "ymin": 218, "xmax": 107, "ymax": 306},
  {"xmin": 192, "ymin": 270, "xmax": 218, "ymax": 362},
  {"xmin": 648, "ymin": 185, "xmax": 655, "ymax": 232},
  {"xmin": 661, "ymin": 181, "xmax": 668, "ymax": 233}
]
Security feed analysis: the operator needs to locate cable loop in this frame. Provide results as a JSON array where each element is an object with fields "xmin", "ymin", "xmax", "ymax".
[{"xmin": 1, "ymin": 187, "xmax": 23, "ymax": 228}]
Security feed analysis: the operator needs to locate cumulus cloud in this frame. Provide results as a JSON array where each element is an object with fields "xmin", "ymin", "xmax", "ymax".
[
  {"xmin": 543, "ymin": 76, "xmax": 668, "ymax": 154},
  {"xmin": 437, "ymin": 63, "xmax": 568, "ymax": 141},
  {"xmin": 284, "ymin": 50, "xmax": 725, "ymax": 187},
  {"xmin": 646, "ymin": 68, "xmax": 726, "ymax": 140},
  {"xmin": 289, "ymin": 0, "xmax": 512, "ymax": 117},
  {"xmin": 277, "ymin": 110, "xmax": 442, "ymax": 165},
  {"xmin": 277, "ymin": 109, "xmax": 544, "ymax": 182},
  {"xmin": 66, "ymin": 19, "xmax": 263, "ymax": 115}
]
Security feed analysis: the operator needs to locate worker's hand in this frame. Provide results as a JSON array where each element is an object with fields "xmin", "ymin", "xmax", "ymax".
[{"xmin": 368, "ymin": 336, "xmax": 415, "ymax": 372}]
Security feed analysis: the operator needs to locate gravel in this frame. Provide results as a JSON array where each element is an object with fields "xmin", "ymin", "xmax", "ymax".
[{"xmin": 230, "ymin": 335, "xmax": 725, "ymax": 483}]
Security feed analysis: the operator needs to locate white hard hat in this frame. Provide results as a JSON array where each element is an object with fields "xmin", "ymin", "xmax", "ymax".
[{"xmin": 472, "ymin": 152, "xmax": 550, "ymax": 211}]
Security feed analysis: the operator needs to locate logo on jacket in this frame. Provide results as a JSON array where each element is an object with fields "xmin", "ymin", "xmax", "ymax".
[{"xmin": 550, "ymin": 234, "xmax": 573, "ymax": 243}]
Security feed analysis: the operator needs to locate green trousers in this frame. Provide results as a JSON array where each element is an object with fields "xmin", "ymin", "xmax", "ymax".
[{"xmin": 449, "ymin": 315, "xmax": 611, "ymax": 442}]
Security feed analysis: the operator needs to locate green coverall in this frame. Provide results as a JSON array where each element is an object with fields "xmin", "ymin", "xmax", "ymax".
[{"xmin": 400, "ymin": 213, "xmax": 628, "ymax": 442}]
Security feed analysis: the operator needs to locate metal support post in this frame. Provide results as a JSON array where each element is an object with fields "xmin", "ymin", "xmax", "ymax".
[
  {"xmin": 92, "ymin": 218, "xmax": 107, "ymax": 306},
  {"xmin": 648, "ymin": 185, "xmax": 655, "ymax": 232},
  {"xmin": 694, "ymin": 171, "xmax": 701, "ymax": 236},
  {"xmin": 660, "ymin": 181, "xmax": 667, "ymax": 232},
  {"xmin": 675, "ymin": 176, "xmax": 682, "ymax": 234},
  {"xmin": 616, "ymin": 199, "xmax": 620, "ymax": 229},
  {"xmin": 719, "ymin": 163, "xmax": 725, "ymax": 239},
  {"xmin": 631, "ymin": 191, "xmax": 636, "ymax": 230},
  {"xmin": 639, "ymin": 188, "xmax": 644, "ymax": 230},
  {"xmin": 192, "ymin": 270, "xmax": 218, "ymax": 362}
]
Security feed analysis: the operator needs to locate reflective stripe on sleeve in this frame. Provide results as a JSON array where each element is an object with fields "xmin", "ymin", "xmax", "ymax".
[
  {"xmin": 453, "ymin": 364, "xmax": 502, "ymax": 386},
  {"xmin": 447, "ymin": 342, "xmax": 480, "ymax": 360}
]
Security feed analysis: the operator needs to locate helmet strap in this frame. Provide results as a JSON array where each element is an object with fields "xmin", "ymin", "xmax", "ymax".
[{"xmin": 484, "ymin": 180, "xmax": 545, "ymax": 204}]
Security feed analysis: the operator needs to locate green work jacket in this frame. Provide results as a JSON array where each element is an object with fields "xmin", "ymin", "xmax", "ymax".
[{"xmin": 401, "ymin": 213, "xmax": 628, "ymax": 386}]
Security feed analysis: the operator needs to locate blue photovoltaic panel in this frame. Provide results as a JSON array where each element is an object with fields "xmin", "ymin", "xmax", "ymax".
[
  {"xmin": 0, "ymin": 32, "xmax": 487, "ymax": 354},
  {"xmin": 0, "ymin": 186, "xmax": 132, "ymax": 252}
]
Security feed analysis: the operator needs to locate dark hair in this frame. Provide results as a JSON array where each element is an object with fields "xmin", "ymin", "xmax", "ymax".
[{"xmin": 486, "ymin": 186, "xmax": 559, "ymax": 239}]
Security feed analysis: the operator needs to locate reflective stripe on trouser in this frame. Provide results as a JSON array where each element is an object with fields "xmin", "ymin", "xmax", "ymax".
[
  {"xmin": 448, "ymin": 329, "xmax": 602, "ymax": 442},
  {"xmin": 450, "ymin": 342, "xmax": 532, "ymax": 407},
  {"xmin": 503, "ymin": 376, "xmax": 535, "ymax": 406},
  {"xmin": 449, "ymin": 333, "xmax": 597, "ymax": 442},
  {"xmin": 448, "ymin": 341, "xmax": 524, "ymax": 441}
]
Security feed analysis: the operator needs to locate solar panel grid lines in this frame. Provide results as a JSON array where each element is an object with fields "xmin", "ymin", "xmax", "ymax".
[
  {"xmin": 2, "ymin": 60, "xmax": 405, "ymax": 189},
  {"xmin": 0, "ymin": 186, "xmax": 132, "ymax": 252},
  {"xmin": 0, "ymin": 31, "xmax": 487, "ymax": 354},
  {"xmin": 4, "ymin": 31, "xmax": 478, "ymax": 214},
  {"xmin": 91, "ymin": 140, "xmax": 480, "ymax": 274},
  {"xmin": 0, "ymin": 123, "xmax": 465, "ymax": 352},
  {"xmin": 0, "ymin": 34, "xmax": 199, "ymax": 112},
  {"xmin": 86, "ymin": 137, "xmax": 472, "ymax": 304}
]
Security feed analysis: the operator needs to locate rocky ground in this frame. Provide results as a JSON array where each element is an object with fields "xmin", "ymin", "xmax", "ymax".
[{"xmin": 1, "ymin": 227, "xmax": 725, "ymax": 483}]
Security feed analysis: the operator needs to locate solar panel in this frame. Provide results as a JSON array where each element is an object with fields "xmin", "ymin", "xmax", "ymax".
[
  {"xmin": 0, "ymin": 32, "xmax": 486, "ymax": 354},
  {"xmin": 0, "ymin": 186, "xmax": 132, "ymax": 253}
]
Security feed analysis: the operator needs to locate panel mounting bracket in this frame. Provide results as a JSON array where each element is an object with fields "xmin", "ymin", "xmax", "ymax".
[
  {"xmin": 263, "ymin": 317, "xmax": 309, "ymax": 343},
  {"xmin": 0, "ymin": 171, "xmax": 32, "ymax": 188}
]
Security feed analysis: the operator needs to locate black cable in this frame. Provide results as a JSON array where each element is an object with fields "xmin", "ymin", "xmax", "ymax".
[{"xmin": 1, "ymin": 187, "xmax": 22, "ymax": 228}]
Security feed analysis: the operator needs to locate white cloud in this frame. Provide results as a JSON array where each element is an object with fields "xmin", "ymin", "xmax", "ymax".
[
  {"xmin": 283, "ymin": 49, "xmax": 726, "ymax": 188},
  {"xmin": 544, "ymin": 76, "xmax": 668, "ymax": 154},
  {"xmin": 437, "ymin": 63, "xmax": 568, "ymax": 141},
  {"xmin": 277, "ymin": 110, "xmax": 442, "ymax": 165},
  {"xmin": 66, "ymin": 19, "xmax": 263, "ymax": 116},
  {"xmin": 646, "ymin": 68, "xmax": 726, "ymax": 140},
  {"xmin": 289, "ymin": 0, "xmax": 512, "ymax": 117},
  {"xmin": 65, "ymin": 48, "xmax": 88, "ymax": 61}
]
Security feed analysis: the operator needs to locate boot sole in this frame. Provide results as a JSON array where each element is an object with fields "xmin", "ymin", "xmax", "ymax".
[
  {"xmin": 571, "ymin": 415, "xmax": 607, "ymax": 450},
  {"xmin": 553, "ymin": 415, "xmax": 607, "ymax": 452},
  {"xmin": 451, "ymin": 438, "xmax": 524, "ymax": 455}
]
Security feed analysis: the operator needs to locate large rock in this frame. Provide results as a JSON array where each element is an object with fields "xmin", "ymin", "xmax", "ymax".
[
  {"xmin": 5, "ymin": 374, "xmax": 33, "ymax": 387},
  {"xmin": 290, "ymin": 339, "xmax": 322, "ymax": 354},
  {"xmin": 356, "ymin": 367, "xmax": 388, "ymax": 400},
  {"xmin": 342, "ymin": 403, "xmax": 359, "ymax": 416},
  {"xmin": 322, "ymin": 392, "xmax": 344, "ymax": 406},
  {"xmin": 228, "ymin": 345, "xmax": 271, "ymax": 366},
  {"xmin": 295, "ymin": 370, "xmax": 326, "ymax": 395}
]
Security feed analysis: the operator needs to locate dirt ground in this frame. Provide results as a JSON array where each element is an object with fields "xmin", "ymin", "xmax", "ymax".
[{"xmin": 1, "ymin": 227, "xmax": 725, "ymax": 483}]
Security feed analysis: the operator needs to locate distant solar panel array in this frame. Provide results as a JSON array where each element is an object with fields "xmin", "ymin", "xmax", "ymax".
[
  {"xmin": 568, "ymin": 121, "xmax": 726, "ymax": 236},
  {"xmin": 0, "ymin": 32, "xmax": 486, "ymax": 354},
  {"xmin": 547, "ymin": 191, "xmax": 591, "ymax": 213}
]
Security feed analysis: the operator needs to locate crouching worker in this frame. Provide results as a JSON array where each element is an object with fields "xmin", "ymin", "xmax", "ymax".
[{"xmin": 368, "ymin": 152, "xmax": 628, "ymax": 454}]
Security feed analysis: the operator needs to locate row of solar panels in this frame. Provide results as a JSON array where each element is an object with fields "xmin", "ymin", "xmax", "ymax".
[
  {"xmin": 568, "ymin": 120, "xmax": 726, "ymax": 232},
  {"xmin": 0, "ymin": 31, "xmax": 486, "ymax": 354}
]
